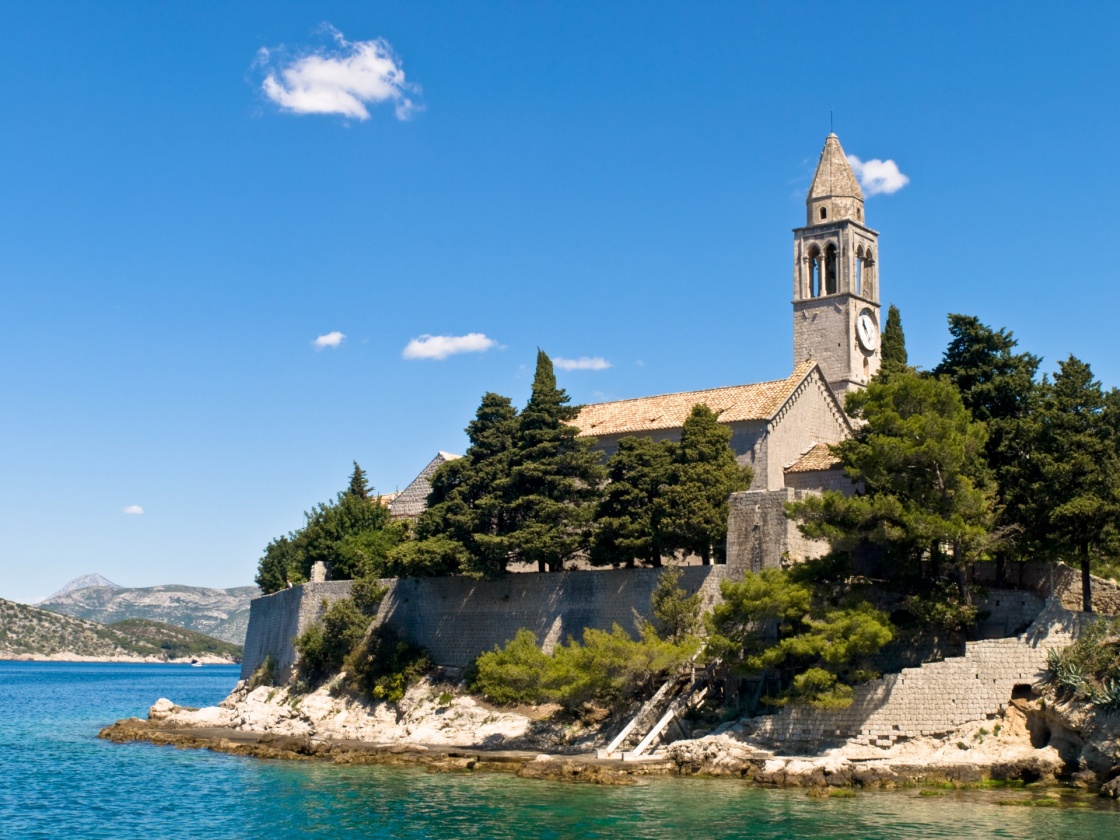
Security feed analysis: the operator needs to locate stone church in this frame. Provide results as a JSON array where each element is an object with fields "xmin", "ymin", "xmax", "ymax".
[{"xmin": 397, "ymin": 134, "xmax": 883, "ymax": 569}]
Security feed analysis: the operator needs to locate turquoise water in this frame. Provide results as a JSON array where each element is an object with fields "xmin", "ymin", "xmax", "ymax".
[{"xmin": 0, "ymin": 662, "xmax": 1116, "ymax": 839}]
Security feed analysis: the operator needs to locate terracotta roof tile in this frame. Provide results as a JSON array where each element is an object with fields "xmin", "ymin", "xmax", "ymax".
[
  {"xmin": 572, "ymin": 360, "xmax": 817, "ymax": 438},
  {"xmin": 785, "ymin": 442, "xmax": 842, "ymax": 474}
]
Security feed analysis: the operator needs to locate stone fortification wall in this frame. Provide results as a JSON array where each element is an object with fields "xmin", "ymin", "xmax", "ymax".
[
  {"xmin": 749, "ymin": 601, "xmax": 1085, "ymax": 750},
  {"xmin": 241, "ymin": 567, "xmax": 734, "ymax": 681},
  {"xmin": 240, "ymin": 581, "xmax": 354, "ymax": 681}
]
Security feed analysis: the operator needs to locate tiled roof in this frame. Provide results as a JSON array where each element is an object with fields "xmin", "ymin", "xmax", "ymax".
[
  {"xmin": 785, "ymin": 442, "xmax": 842, "ymax": 474},
  {"xmin": 388, "ymin": 451, "xmax": 462, "ymax": 519},
  {"xmin": 572, "ymin": 360, "xmax": 817, "ymax": 438}
]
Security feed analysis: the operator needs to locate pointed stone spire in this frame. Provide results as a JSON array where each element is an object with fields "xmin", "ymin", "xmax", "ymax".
[{"xmin": 806, "ymin": 133, "xmax": 864, "ymax": 226}]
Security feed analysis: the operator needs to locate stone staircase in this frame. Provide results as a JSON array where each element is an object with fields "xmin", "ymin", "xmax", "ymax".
[{"xmin": 749, "ymin": 600, "xmax": 1087, "ymax": 749}]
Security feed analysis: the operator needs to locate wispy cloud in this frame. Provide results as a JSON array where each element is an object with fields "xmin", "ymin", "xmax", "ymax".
[
  {"xmin": 402, "ymin": 333, "xmax": 497, "ymax": 361},
  {"xmin": 122, "ymin": 505, "xmax": 144, "ymax": 515},
  {"xmin": 258, "ymin": 26, "xmax": 419, "ymax": 121},
  {"xmin": 313, "ymin": 331, "xmax": 345, "ymax": 350},
  {"xmin": 554, "ymin": 356, "xmax": 611, "ymax": 371},
  {"xmin": 847, "ymin": 154, "xmax": 910, "ymax": 196}
]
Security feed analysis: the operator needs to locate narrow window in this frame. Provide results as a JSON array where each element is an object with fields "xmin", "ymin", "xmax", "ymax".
[
  {"xmin": 855, "ymin": 250, "xmax": 863, "ymax": 295},
  {"xmin": 819, "ymin": 206, "xmax": 827, "ymax": 220},
  {"xmin": 824, "ymin": 244, "xmax": 838, "ymax": 295}
]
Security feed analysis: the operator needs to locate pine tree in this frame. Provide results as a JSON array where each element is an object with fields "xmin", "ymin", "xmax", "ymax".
[
  {"xmin": 655, "ymin": 405, "xmax": 752, "ymax": 565},
  {"xmin": 933, "ymin": 314, "xmax": 1041, "ymax": 570},
  {"xmin": 590, "ymin": 436, "xmax": 673, "ymax": 568},
  {"xmin": 788, "ymin": 372, "xmax": 996, "ymax": 624},
  {"xmin": 506, "ymin": 350, "xmax": 605, "ymax": 572},
  {"xmin": 346, "ymin": 461, "xmax": 371, "ymax": 499},
  {"xmin": 877, "ymin": 304, "xmax": 909, "ymax": 380},
  {"xmin": 1028, "ymin": 357, "xmax": 1120, "ymax": 612}
]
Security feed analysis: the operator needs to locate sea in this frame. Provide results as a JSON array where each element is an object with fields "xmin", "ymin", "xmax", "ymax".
[{"xmin": 0, "ymin": 661, "xmax": 1116, "ymax": 839}]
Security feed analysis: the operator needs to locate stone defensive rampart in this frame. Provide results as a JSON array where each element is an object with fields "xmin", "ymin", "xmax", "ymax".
[
  {"xmin": 748, "ymin": 601, "xmax": 1086, "ymax": 750},
  {"xmin": 241, "ymin": 566, "xmax": 733, "ymax": 681}
]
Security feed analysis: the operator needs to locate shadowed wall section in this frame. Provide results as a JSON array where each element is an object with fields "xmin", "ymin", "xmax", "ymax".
[{"xmin": 241, "ymin": 567, "xmax": 732, "ymax": 682}]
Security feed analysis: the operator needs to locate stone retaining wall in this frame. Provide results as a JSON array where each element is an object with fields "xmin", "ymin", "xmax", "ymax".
[
  {"xmin": 241, "ymin": 566, "xmax": 732, "ymax": 681},
  {"xmin": 748, "ymin": 601, "xmax": 1087, "ymax": 750}
]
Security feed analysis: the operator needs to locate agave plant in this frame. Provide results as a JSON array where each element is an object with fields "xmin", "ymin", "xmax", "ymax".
[{"xmin": 1090, "ymin": 678, "xmax": 1120, "ymax": 713}]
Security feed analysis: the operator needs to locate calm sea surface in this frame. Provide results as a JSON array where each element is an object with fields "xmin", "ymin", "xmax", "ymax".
[{"xmin": 0, "ymin": 661, "xmax": 1116, "ymax": 839}]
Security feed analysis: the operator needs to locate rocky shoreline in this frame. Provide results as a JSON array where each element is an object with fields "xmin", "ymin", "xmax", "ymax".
[{"xmin": 98, "ymin": 677, "xmax": 1120, "ymax": 797}]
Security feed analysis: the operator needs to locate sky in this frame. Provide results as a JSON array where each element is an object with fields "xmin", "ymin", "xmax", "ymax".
[{"xmin": 1, "ymin": 2, "xmax": 1118, "ymax": 603}]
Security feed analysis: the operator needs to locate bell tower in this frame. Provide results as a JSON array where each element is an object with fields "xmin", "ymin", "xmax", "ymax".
[{"xmin": 792, "ymin": 133, "xmax": 881, "ymax": 402}]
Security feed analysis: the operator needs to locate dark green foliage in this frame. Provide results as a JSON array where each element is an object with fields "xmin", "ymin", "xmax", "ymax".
[
  {"xmin": 255, "ymin": 465, "xmax": 407, "ymax": 593},
  {"xmin": 650, "ymin": 567, "xmax": 701, "ymax": 642},
  {"xmin": 505, "ymin": 350, "xmax": 605, "ymax": 572},
  {"xmin": 933, "ymin": 315, "xmax": 1042, "ymax": 564},
  {"xmin": 392, "ymin": 392, "xmax": 520, "ymax": 578},
  {"xmin": 1026, "ymin": 357, "xmax": 1120, "ymax": 612},
  {"xmin": 470, "ymin": 624, "xmax": 698, "ymax": 710},
  {"xmin": 655, "ymin": 405, "xmax": 752, "ymax": 564},
  {"xmin": 590, "ymin": 437, "xmax": 673, "ymax": 568},
  {"xmin": 255, "ymin": 534, "xmax": 304, "ymax": 594},
  {"xmin": 343, "ymin": 626, "xmax": 433, "ymax": 703},
  {"xmin": 878, "ymin": 304, "xmax": 910, "ymax": 380},
  {"xmin": 1044, "ymin": 616, "xmax": 1120, "ymax": 710},
  {"xmin": 294, "ymin": 598, "xmax": 370, "ymax": 686},
  {"xmin": 347, "ymin": 461, "xmax": 371, "ymax": 500},
  {"xmin": 350, "ymin": 577, "xmax": 389, "ymax": 616},
  {"xmin": 790, "ymin": 372, "xmax": 995, "ymax": 624},
  {"xmin": 706, "ymin": 569, "xmax": 893, "ymax": 708}
]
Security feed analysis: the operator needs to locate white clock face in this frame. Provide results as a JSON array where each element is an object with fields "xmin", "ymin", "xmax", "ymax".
[{"xmin": 857, "ymin": 310, "xmax": 878, "ymax": 351}]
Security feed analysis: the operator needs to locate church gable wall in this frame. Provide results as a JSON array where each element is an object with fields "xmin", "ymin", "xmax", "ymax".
[{"xmin": 761, "ymin": 371, "xmax": 850, "ymax": 491}]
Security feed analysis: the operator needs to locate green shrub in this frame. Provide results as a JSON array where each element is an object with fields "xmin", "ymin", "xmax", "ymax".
[
  {"xmin": 470, "ymin": 629, "xmax": 552, "ymax": 705},
  {"xmin": 295, "ymin": 598, "xmax": 370, "ymax": 686},
  {"xmin": 470, "ymin": 623, "xmax": 698, "ymax": 711},
  {"xmin": 248, "ymin": 654, "xmax": 277, "ymax": 690},
  {"xmin": 343, "ymin": 626, "xmax": 433, "ymax": 703}
]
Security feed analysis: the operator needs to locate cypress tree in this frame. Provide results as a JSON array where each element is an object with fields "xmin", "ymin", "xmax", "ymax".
[
  {"xmin": 346, "ymin": 461, "xmax": 371, "ymax": 499},
  {"xmin": 1028, "ymin": 357, "xmax": 1119, "ymax": 613},
  {"xmin": 395, "ymin": 392, "xmax": 519, "ymax": 578},
  {"xmin": 878, "ymin": 304, "xmax": 909, "ymax": 380},
  {"xmin": 506, "ymin": 350, "xmax": 605, "ymax": 572},
  {"xmin": 655, "ymin": 405, "xmax": 752, "ymax": 565},
  {"xmin": 590, "ymin": 436, "xmax": 673, "ymax": 568}
]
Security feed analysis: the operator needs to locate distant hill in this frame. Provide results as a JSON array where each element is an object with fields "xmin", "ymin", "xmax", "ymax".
[
  {"xmin": 37, "ymin": 584, "xmax": 259, "ymax": 645},
  {"xmin": 41, "ymin": 573, "xmax": 120, "ymax": 601},
  {"xmin": 0, "ymin": 597, "xmax": 241, "ymax": 662}
]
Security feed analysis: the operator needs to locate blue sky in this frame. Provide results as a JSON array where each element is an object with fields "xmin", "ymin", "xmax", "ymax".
[{"xmin": 1, "ymin": 2, "xmax": 1117, "ymax": 602}]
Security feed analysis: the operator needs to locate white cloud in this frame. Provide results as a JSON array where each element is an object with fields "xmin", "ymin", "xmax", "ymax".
[
  {"xmin": 122, "ymin": 505, "xmax": 144, "ymax": 515},
  {"xmin": 847, "ymin": 154, "xmax": 910, "ymax": 196},
  {"xmin": 258, "ymin": 26, "xmax": 419, "ymax": 121},
  {"xmin": 313, "ymin": 331, "xmax": 345, "ymax": 350},
  {"xmin": 402, "ymin": 333, "xmax": 497, "ymax": 361},
  {"xmin": 554, "ymin": 356, "xmax": 612, "ymax": 371}
]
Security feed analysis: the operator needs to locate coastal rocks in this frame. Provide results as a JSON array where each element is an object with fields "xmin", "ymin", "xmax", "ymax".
[{"xmin": 515, "ymin": 756, "xmax": 647, "ymax": 785}]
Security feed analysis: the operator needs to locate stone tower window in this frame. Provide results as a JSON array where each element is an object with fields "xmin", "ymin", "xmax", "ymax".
[
  {"xmin": 857, "ymin": 207, "xmax": 862, "ymax": 221},
  {"xmin": 807, "ymin": 247, "xmax": 822, "ymax": 297},
  {"xmin": 819, "ymin": 207, "xmax": 827, "ymax": 220},
  {"xmin": 855, "ymin": 246, "xmax": 864, "ymax": 295},
  {"xmin": 824, "ymin": 244, "xmax": 838, "ymax": 295}
]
